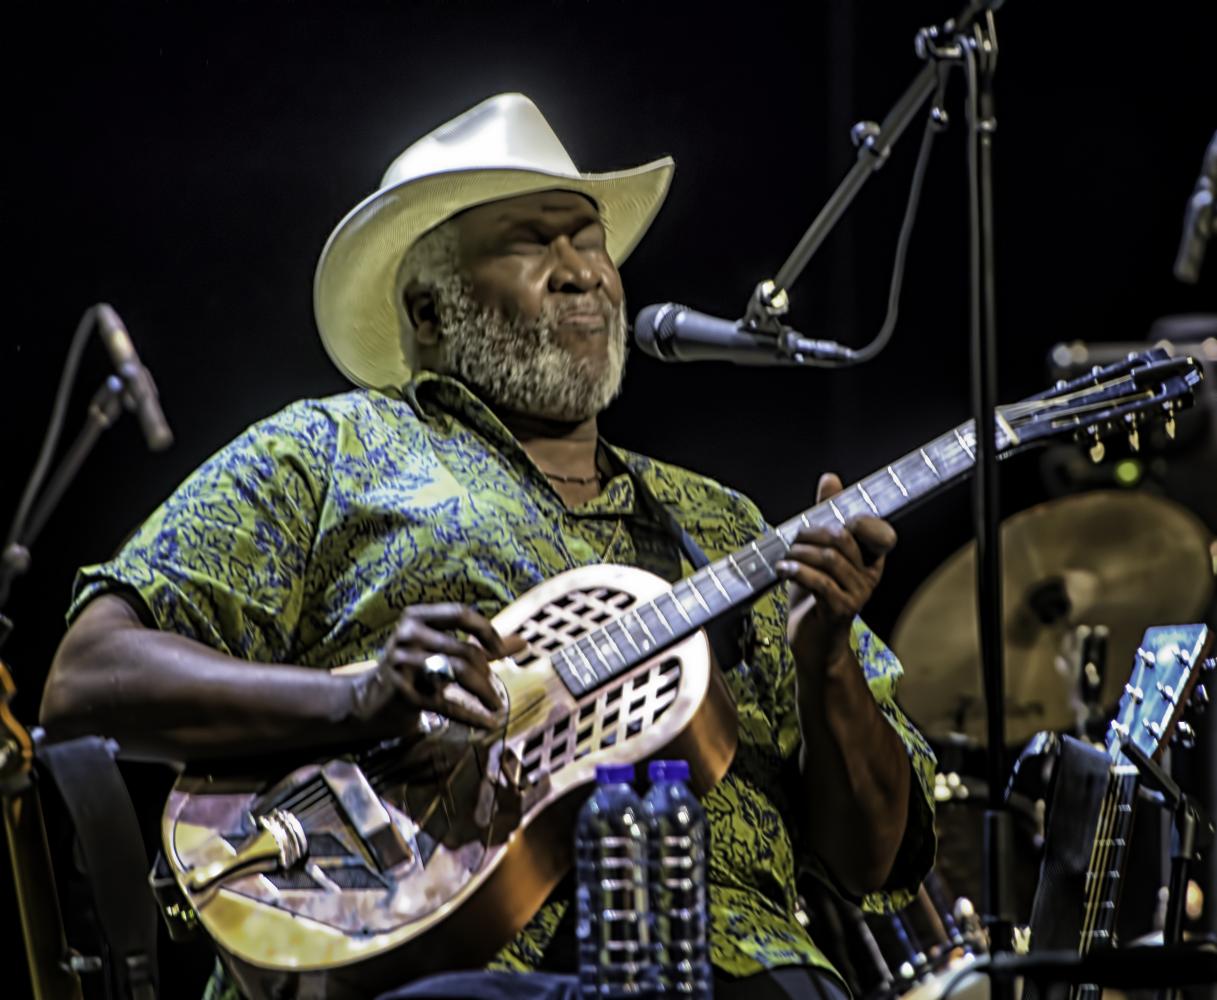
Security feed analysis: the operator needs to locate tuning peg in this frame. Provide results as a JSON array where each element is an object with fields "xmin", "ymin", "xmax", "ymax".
[
  {"xmin": 1125, "ymin": 414, "xmax": 1140, "ymax": 452},
  {"xmin": 1203, "ymin": 657, "xmax": 1216, "ymax": 673},
  {"xmin": 1174, "ymin": 721, "xmax": 1196, "ymax": 749},
  {"xmin": 1191, "ymin": 685, "xmax": 1209, "ymax": 713},
  {"xmin": 1089, "ymin": 434, "xmax": 1106, "ymax": 464},
  {"xmin": 1136, "ymin": 647, "xmax": 1157, "ymax": 668}
]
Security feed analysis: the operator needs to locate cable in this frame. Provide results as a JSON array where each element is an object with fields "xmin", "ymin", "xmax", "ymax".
[
  {"xmin": 0, "ymin": 305, "xmax": 100, "ymax": 610},
  {"xmin": 844, "ymin": 66, "xmax": 951, "ymax": 365}
]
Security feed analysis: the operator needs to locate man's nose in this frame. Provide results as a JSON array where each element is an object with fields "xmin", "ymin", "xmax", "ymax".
[{"xmin": 547, "ymin": 236, "xmax": 601, "ymax": 293}]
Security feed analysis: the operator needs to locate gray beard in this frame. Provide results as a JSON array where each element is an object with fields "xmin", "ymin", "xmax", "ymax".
[{"xmin": 431, "ymin": 278, "xmax": 629, "ymax": 422}]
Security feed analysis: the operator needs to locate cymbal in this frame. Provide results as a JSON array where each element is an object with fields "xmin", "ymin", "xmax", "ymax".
[{"xmin": 891, "ymin": 490, "xmax": 1214, "ymax": 744}]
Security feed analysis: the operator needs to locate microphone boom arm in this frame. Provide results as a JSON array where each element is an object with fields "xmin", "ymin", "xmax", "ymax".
[{"xmin": 744, "ymin": 0, "xmax": 999, "ymax": 334}]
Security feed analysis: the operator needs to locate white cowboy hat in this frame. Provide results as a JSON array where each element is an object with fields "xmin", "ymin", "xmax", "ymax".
[{"xmin": 313, "ymin": 92, "xmax": 675, "ymax": 390}]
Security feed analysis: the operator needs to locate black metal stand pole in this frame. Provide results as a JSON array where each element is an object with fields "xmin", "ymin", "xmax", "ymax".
[
  {"xmin": 957, "ymin": 7, "xmax": 1016, "ymax": 979},
  {"xmin": 0, "ymin": 375, "xmax": 127, "ymax": 626}
]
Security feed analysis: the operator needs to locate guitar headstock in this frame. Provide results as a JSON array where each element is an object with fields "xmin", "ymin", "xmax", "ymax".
[
  {"xmin": 999, "ymin": 349, "xmax": 1203, "ymax": 458},
  {"xmin": 1105, "ymin": 624, "xmax": 1214, "ymax": 762}
]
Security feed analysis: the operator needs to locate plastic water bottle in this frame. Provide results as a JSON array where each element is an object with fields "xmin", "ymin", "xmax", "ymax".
[
  {"xmin": 642, "ymin": 759, "xmax": 710, "ymax": 998},
  {"xmin": 576, "ymin": 763, "xmax": 653, "ymax": 998}
]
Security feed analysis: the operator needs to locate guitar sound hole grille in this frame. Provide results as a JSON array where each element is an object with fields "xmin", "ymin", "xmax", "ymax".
[
  {"xmin": 513, "ymin": 586, "xmax": 639, "ymax": 667},
  {"xmin": 519, "ymin": 657, "xmax": 682, "ymax": 784}
]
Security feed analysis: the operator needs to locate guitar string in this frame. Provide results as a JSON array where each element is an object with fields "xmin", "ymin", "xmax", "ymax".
[
  {"xmin": 1084, "ymin": 649, "xmax": 1155, "ymax": 954},
  {"xmin": 1077, "ymin": 775, "xmax": 1118, "ymax": 952},
  {"xmin": 1071, "ymin": 774, "xmax": 1122, "ymax": 1000},
  {"xmin": 1084, "ymin": 773, "xmax": 1126, "ymax": 950},
  {"xmin": 1074, "ymin": 768, "xmax": 1138, "ymax": 1000},
  {"xmin": 1077, "ymin": 651, "xmax": 1150, "ymax": 975}
]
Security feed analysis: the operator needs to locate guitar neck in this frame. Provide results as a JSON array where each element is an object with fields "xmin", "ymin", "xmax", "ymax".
[{"xmin": 552, "ymin": 419, "xmax": 994, "ymax": 697}]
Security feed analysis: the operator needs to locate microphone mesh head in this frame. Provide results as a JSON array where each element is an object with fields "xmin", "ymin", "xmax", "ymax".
[{"xmin": 634, "ymin": 303, "xmax": 681, "ymax": 357}]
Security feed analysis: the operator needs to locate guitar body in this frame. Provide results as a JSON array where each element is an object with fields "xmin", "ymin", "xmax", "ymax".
[{"xmin": 162, "ymin": 564, "xmax": 738, "ymax": 999}]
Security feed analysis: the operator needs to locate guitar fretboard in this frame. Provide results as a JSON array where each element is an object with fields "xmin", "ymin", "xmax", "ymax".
[{"xmin": 551, "ymin": 419, "xmax": 1000, "ymax": 697}]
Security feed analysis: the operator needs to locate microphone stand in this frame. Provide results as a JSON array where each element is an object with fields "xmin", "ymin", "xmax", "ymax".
[
  {"xmin": 957, "ymin": 12, "xmax": 1017, "ymax": 989},
  {"xmin": 738, "ymin": 1, "xmax": 1016, "ymax": 987}
]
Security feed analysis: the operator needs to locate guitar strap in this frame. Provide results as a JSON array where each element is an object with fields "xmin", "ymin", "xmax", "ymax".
[
  {"xmin": 610, "ymin": 449, "xmax": 745, "ymax": 671},
  {"xmin": 37, "ymin": 735, "xmax": 159, "ymax": 1000}
]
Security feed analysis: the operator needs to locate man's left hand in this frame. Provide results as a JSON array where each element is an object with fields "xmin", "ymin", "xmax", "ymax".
[{"xmin": 776, "ymin": 472, "xmax": 897, "ymax": 672}]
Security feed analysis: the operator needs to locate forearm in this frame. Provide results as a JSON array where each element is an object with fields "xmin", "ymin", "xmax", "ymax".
[
  {"xmin": 796, "ymin": 643, "xmax": 911, "ymax": 895},
  {"xmin": 40, "ymin": 594, "xmax": 359, "ymax": 762}
]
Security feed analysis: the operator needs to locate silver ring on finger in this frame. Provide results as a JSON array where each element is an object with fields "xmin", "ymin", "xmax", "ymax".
[{"xmin": 417, "ymin": 653, "xmax": 457, "ymax": 697}]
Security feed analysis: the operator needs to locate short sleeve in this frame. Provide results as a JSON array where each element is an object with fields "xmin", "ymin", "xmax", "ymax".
[
  {"xmin": 848, "ymin": 621, "xmax": 938, "ymax": 913},
  {"xmin": 67, "ymin": 402, "xmax": 336, "ymax": 663}
]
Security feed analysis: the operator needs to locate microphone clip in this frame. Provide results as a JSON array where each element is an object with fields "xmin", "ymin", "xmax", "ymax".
[{"xmin": 742, "ymin": 278, "xmax": 790, "ymax": 335}]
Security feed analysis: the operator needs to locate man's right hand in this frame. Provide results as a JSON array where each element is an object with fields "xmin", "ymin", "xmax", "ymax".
[{"xmin": 349, "ymin": 603, "xmax": 519, "ymax": 730}]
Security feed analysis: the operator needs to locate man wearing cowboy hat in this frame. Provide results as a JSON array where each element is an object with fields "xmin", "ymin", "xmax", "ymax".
[{"xmin": 43, "ymin": 94, "xmax": 935, "ymax": 998}]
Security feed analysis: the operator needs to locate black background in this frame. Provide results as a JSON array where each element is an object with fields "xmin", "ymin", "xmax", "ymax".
[{"xmin": 2, "ymin": 2, "xmax": 1214, "ymax": 996}]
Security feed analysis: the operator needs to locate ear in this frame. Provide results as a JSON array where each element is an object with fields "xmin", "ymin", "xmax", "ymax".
[{"xmin": 403, "ymin": 282, "xmax": 441, "ymax": 346}]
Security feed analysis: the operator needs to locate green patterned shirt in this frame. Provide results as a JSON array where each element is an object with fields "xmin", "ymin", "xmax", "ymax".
[{"xmin": 71, "ymin": 371, "xmax": 936, "ymax": 991}]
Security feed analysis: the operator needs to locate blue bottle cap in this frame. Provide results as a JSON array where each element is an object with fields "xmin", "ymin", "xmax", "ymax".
[
  {"xmin": 595, "ymin": 763, "xmax": 635, "ymax": 784},
  {"xmin": 648, "ymin": 759, "xmax": 691, "ymax": 783}
]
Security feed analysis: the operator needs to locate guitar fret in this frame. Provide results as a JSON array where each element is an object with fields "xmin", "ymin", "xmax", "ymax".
[
  {"xmin": 750, "ymin": 540, "xmax": 776, "ymax": 576},
  {"xmin": 631, "ymin": 609, "xmax": 656, "ymax": 649},
  {"xmin": 650, "ymin": 600, "xmax": 674, "ymax": 635},
  {"xmin": 828, "ymin": 499, "xmax": 846, "ymax": 524},
  {"xmin": 560, "ymin": 645, "xmax": 590, "ymax": 687},
  {"xmin": 684, "ymin": 578, "xmax": 712, "ymax": 614},
  {"xmin": 725, "ymin": 552, "xmax": 754, "ymax": 590},
  {"xmin": 612, "ymin": 618, "xmax": 641, "ymax": 656},
  {"xmin": 857, "ymin": 482, "xmax": 879, "ymax": 516},
  {"xmin": 590, "ymin": 637, "xmax": 619, "ymax": 677},
  {"xmin": 954, "ymin": 427, "xmax": 976, "ymax": 462},
  {"xmin": 704, "ymin": 564, "xmax": 732, "ymax": 602},
  {"xmin": 572, "ymin": 642, "xmax": 601, "ymax": 683},
  {"xmin": 886, "ymin": 464, "xmax": 909, "ymax": 498},
  {"xmin": 664, "ymin": 590, "xmax": 693, "ymax": 626},
  {"xmin": 602, "ymin": 628, "xmax": 627, "ymax": 665},
  {"xmin": 920, "ymin": 447, "xmax": 941, "ymax": 478}
]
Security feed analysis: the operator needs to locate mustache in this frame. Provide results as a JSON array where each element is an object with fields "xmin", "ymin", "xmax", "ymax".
[{"xmin": 545, "ymin": 296, "xmax": 621, "ymax": 325}]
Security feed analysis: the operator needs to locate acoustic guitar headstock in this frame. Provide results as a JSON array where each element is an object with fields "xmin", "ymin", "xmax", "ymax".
[{"xmin": 1106, "ymin": 624, "xmax": 1214, "ymax": 763}]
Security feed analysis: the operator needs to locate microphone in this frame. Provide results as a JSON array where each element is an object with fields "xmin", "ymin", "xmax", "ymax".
[
  {"xmin": 1173, "ymin": 130, "xmax": 1216, "ymax": 284},
  {"xmin": 634, "ymin": 303, "xmax": 859, "ymax": 366},
  {"xmin": 95, "ymin": 304, "xmax": 174, "ymax": 451}
]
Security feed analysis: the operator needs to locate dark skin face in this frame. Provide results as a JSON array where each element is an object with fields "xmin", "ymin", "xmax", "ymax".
[
  {"xmin": 405, "ymin": 190, "xmax": 624, "ymax": 505},
  {"xmin": 405, "ymin": 190, "xmax": 623, "ymax": 384}
]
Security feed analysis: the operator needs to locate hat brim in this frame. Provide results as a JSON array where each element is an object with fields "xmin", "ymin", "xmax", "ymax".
[{"xmin": 313, "ymin": 159, "xmax": 674, "ymax": 391}]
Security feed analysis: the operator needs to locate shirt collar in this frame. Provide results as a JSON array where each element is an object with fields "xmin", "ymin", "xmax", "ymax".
[{"xmin": 404, "ymin": 371, "xmax": 640, "ymax": 516}]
